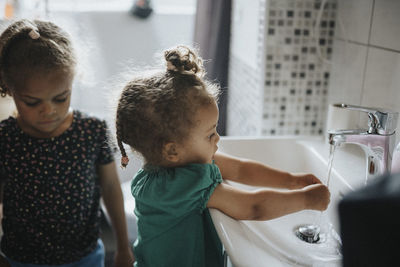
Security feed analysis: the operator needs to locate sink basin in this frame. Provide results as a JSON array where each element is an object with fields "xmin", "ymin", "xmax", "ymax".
[{"xmin": 210, "ymin": 136, "xmax": 363, "ymax": 267}]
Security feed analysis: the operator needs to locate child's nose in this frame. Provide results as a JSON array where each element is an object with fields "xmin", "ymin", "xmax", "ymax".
[
  {"xmin": 41, "ymin": 102, "xmax": 56, "ymax": 116},
  {"xmin": 215, "ymin": 133, "xmax": 220, "ymax": 143}
]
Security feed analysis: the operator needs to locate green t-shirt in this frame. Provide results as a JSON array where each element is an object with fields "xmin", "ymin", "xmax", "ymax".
[{"xmin": 131, "ymin": 163, "xmax": 224, "ymax": 267}]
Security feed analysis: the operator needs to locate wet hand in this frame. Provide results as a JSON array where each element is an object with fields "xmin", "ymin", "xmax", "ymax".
[{"xmin": 302, "ymin": 183, "xmax": 331, "ymax": 211}]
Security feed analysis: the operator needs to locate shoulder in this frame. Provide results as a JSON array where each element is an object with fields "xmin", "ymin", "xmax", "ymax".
[
  {"xmin": 0, "ymin": 116, "xmax": 16, "ymax": 128},
  {"xmin": 73, "ymin": 110, "xmax": 108, "ymax": 128},
  {"xmin": 176, "ymin": 163, "xmax": 222, "ymax": 182},
  {"xmin": 72, "ymin": 110, "xmax": 112, "ymax": 138},
  {"xmin": 0, "ymin": 116, "xmax": 17, "ymax": 137},
  {"xmin": 0, "ymin": 117, "xmax": 17, "ymax": 159},
  {"xmin": 132, "ymin": 163, "xmax": 222, "ymax": 197}
]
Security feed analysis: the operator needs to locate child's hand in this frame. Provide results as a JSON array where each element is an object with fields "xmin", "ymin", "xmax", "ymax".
[
  {"xmin": 302, "ymin": 184, "xmax": 331, "ymax": 211},
  {"xmin": 290, "ymin": 173, "xmax": 323, "ymax": 189}
]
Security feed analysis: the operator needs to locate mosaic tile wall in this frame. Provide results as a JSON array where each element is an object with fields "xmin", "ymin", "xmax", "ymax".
[{"xmin": 227, "ymin": 0, "xmax": 337, "ymax": 136}]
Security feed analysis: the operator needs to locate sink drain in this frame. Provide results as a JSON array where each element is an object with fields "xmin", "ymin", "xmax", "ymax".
[{"xmin": 295, "ymin": 224, "xmax": 320, "ymax": 243}]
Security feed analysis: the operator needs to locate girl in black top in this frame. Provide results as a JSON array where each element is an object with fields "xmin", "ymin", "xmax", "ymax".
[{"xmin": 0, "ymin": 19, "xmax": 134, "ymax": 266}]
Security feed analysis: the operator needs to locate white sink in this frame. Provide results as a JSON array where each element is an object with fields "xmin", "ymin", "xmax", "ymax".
[{"xmin": 211, "ymin": 136, "xmax": 366, "ymax": 267}]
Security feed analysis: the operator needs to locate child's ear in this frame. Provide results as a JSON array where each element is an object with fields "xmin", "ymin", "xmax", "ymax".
[{"xmin": 162, "ymin": 142, "xmax": 180, "ymax": 163}]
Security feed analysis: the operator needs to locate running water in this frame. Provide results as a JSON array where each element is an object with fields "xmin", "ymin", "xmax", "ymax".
[
  {"xmin": 294, "ymin": 143, "xmax": 342, "ymax": 262},
  {"xmin": 326, "ymin": 144, "xmax": 337, "ymax": 188},
  {"xmin": 314, "ymin": 144, "xmax": 337, "ymax": 239},
  {"xmin": 295, "ymin": 144, "xmax": 340, "ymax": 245}
]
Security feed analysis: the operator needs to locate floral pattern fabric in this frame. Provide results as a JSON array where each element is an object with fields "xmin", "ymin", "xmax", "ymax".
[{"xmin": 0, "ymin": 110, "xmax": 114, "ymax": 264}]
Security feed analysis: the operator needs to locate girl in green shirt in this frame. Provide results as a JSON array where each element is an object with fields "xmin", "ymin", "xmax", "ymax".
[{"xmin": 115, "ymin": 45, "xmax": 331, "ymax": 267}]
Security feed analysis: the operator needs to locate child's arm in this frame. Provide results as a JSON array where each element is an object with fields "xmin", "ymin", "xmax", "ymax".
[
  {"xmin": 214, "ymin": 152, "xmax": 322, "ymax": 189},
  {"xmin": 98, "ymin": 162, "xmax": 135, "ymax": 267},
  {"xmin": 207, "ymin": 182, "xmax": 330, "ymax": 220}
]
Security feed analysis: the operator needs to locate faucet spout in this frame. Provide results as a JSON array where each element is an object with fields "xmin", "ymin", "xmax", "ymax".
[
  {"xmin": 328, "ymin": 129, "xmax": 366, "ymax": 146},
  {"xmin": 328, "ymin": 129, "xmax": 396, "ymax": 183},
  {"xmin": 327, "ymin": 104, "xmax": 398, "ymax": 183}
]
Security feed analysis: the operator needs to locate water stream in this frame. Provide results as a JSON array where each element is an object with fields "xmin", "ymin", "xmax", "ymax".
[
  {"xmin": 326, "ymin": 144, "xmax": 337, "ymax": 188},
  {"xmin": 315, "ymin": 144, "xmax": 337, "ymax": 232},
  {"xmin": 295, "ymin": 144, "xmax": 342, "ymax": 262}
]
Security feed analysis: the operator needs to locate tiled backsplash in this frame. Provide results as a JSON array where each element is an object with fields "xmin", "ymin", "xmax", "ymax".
[
  {"xmin": 227, "ymin": 0, "xmax": 337, "ymax": 136},
  {"xmin": 228, "ymin": 0, "xmax": 400, "ymax": 143}
]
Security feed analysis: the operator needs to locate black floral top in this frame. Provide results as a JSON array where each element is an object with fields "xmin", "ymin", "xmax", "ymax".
[{"xmin": 0, "ymin": 110, "xmax": 114, "ymax": 264}]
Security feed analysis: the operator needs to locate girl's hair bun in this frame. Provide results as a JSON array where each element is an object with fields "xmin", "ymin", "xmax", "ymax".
[{"xmin": 164, "ymin": 45, "xmax": 205, "ymax": 77}]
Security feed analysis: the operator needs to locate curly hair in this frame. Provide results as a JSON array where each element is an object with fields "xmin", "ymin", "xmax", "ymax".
[
  {"xmin": 116, "ymin": 45, "xmax": 220, "ymax": 167},
  {"xmin": 0, "ymin": 19, "xmax": 76, "ymax": 97}
]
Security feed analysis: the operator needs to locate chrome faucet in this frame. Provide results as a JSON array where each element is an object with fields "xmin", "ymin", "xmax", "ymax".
[{"xmin": 328, "ymin": 104, "xmax": 399, "ymax": 183}]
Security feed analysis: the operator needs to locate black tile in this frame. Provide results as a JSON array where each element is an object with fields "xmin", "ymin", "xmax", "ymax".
[{"xmin": 268, "ymin": 28, "xmax": 275, "ymax": 35}]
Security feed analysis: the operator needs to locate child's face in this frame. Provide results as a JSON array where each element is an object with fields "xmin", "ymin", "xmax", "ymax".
[
  {"xmin": 11, "ymin": 70, "xmax": 74, "ymax": 138},
  {"xmin": 180, "ymin": 100, "xmax": 220, "ymax": 164}
]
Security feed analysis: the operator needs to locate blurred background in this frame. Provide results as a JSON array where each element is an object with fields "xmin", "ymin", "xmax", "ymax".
[
  {"xmin": 1, "ymin": 0, "xmax": 399, "ymax": 140},
  {"xmin": 1, "ymin": 0, "xmax": 399, "ymax": 265}
]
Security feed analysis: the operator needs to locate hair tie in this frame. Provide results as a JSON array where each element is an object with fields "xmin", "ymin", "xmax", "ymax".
[
  {"xmin": 28, "ymin": 29, "xmax": 40, "ymax": 40},
  {"xmin": 121, "ymin": 156, "xmax": 129, "ymax": 168}
]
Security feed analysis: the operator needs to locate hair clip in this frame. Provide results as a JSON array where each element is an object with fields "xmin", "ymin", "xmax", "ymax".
[
  {"xmin": 121, "ymin": 156, "xmax": 129, "ymax": 168},
  {"xmin": 28, "ymin": 29, "xmax": 40, "ymax": 40}
]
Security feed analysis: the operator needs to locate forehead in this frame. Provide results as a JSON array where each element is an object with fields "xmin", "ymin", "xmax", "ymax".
[
  {"xmin": 194, "ymin": 101, "xmax": 219, "ymax": 129},
  {"xmin": 16, "ymin": 69, "xmax": 74, "ymax": 97}
]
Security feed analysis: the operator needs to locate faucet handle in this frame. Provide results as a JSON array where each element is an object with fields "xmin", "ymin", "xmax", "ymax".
[{"xmin": 333, "ymin": 103, "xmax": 399, "ymax": 135}]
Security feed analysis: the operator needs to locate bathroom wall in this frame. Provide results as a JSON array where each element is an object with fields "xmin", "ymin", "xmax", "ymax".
[
  {"xmin": 227, "ymin": 0, "xmax": 400, "ymax": 143},
  {"xmin": 227, "ymin": 0, "xmax": 264, "ymax": 136},
  {"xmin": 0, "ymin": 96, "xmax": 15, "ymax": 121},
  {"xmin": 328, "ymin": 0, "xmax": 400, "ymax": 143},
  {"xmin": 49, "ymin": 10, "xmax": 195, "ymax": 122},
  {"xmin": 227, "ymin": 0, "xmax": 338, "ymax": 136}
]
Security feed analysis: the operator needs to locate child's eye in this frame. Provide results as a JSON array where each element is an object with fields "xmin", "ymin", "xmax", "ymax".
[
  {"xmin": 25, "ymin": 101, "xmax": 40, "ymax": 107},
  {"xmin": 54, "ymin": 98, "xmax": 67, "ymax": 103}
]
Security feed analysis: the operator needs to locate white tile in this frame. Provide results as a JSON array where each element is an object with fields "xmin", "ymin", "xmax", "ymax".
[
  {"xmin": 362, "ymin": 47, "xmax": 400, "ymax": 141},
  {"xmin": 370, "ymin": 0, "xmax": 400, "ymax": 51},
  {"xmin": 328, "ymin": 39, "xmax": 367, "ymax": 106},
  {"xmin": 362, "ymin": 47, "xmax": 400, "ymax": 112},
  {"xmin": 335, "ymin": 0, "xmax": 374, "ymax": 44}
]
